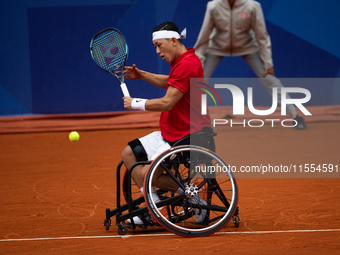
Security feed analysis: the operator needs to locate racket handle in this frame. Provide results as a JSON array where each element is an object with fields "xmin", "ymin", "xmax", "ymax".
[{"xmin": 120, "ymin": 83, "xmax": 130, "ymax": 97}]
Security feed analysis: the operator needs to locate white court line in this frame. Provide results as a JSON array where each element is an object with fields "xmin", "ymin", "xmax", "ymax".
[
  {"xmin": 0, "ymin": 233, "xmax": 174, "ymax": 242},
  {"xmin": 1, "ymin": 229, "xmax": 340, "ymax": 242}
]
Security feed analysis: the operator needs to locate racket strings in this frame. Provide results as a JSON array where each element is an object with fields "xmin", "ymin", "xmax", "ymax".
[{"xmin": 91, "ymin": 30, "xmax": 127, "ymax": 71}]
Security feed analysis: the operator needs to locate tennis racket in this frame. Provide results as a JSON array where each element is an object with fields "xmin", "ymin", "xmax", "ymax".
[{"xmin": 90, "ymin": 28, "xmax": 130, "ymax": 97}]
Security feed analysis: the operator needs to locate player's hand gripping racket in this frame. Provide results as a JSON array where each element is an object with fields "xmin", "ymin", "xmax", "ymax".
[{"xmin": 90, "ymin": 28, "xmax": 130, "ymax": 97}]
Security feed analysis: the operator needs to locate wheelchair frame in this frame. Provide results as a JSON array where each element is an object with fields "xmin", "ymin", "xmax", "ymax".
[{"xmin": 103, "ymin": 129, "xmax": 240, "ymax": 237}]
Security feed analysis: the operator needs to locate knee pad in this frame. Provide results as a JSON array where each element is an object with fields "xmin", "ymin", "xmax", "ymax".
[{"xmin": 128, "ymin": 138, "xmax": 148, "ymax": 162}]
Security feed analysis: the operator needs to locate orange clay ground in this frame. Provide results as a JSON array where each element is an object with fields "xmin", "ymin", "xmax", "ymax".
[{"xmin": 0, "ymin": 115, "xmax": 339, "ymax": 254}]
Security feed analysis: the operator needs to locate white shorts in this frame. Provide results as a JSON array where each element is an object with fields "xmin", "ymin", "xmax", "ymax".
[{"xmin": 139, "ymin": 131, "xmax": 171, "ymax": 161}]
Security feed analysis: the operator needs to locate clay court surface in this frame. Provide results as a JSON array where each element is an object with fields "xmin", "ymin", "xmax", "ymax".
[{"xmin": 0, "ymin": 109, "xmax": 339, "ymax": 254}]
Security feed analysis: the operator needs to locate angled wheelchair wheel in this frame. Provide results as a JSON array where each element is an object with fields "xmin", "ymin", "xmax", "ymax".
[{"xmin": 143, "ymin": 145, "xmax": 238, "ymax": 237}]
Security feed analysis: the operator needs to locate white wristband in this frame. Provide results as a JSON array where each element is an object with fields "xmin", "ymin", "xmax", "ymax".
[{"xmin": 131, "ymin": 98, "xmax": 147, "ymax": 111}]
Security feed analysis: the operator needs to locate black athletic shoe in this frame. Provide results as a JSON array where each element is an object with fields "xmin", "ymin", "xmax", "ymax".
[{"xmin": 293, "ymin": 115, "xmax": 306, "ymax": 130}]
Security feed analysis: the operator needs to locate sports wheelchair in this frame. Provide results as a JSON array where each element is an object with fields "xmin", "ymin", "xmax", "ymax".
[{"xmin": 103, "ymin": 127, "xmax": 240, "ymax": 237}]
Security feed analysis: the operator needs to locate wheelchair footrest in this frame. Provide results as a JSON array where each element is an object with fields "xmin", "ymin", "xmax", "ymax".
[{"xmin": 124, "ymin": 212, "xmax": 159, "ymax": 230}]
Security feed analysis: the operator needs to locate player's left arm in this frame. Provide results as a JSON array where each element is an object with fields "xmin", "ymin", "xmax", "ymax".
[
  {"xmin": 123, "ymin": 64, "xmax": 169, "ymax": 89},
  {"xmin": 123, "ymin": 85, "xmax": 183, "ymax": 111}
]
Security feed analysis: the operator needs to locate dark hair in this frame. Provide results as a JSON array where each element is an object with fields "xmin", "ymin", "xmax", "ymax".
[
  {"xmin": 152, "ymin": 21, "xmax": 183, "ymax": 44},
  {"xmin": 152, "ymin": 21, "xmax": 179, "ymax": 33}
]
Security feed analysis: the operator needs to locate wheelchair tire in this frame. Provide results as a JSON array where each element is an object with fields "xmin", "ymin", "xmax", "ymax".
[{"xmin": 143, "ymin": 145, "xmax": 238, "ymax": 237}]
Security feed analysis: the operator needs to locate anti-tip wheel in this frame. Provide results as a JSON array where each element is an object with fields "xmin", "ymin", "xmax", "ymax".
[
  {"xmin": 117, "ymin": 225, "xmax": 128, "ymax": 235},
  {"xmin": 232, "ymin": 215, "xmax": 240, "ymax": 228},
  {"xmin": 103, "ymin": 219, "xmax": 112, "ymax": 231}
]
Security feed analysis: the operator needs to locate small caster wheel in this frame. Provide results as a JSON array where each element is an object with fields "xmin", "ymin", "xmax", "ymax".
[
  {"xmin": 232, "ymin": 215, "xmax": 240, "ymax": 228},
  {"xmin": 117, "ymin": 225, "xmax": 128, "ymax": 235},
  {"xmin": 103, "ymin": 219, "xmax": 112, "ymax": 231}
]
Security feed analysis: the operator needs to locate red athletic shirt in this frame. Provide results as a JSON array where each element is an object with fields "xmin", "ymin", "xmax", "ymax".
[{"xmin": 159, "ymin": 48, "xmax": 211, "ymax": 142}]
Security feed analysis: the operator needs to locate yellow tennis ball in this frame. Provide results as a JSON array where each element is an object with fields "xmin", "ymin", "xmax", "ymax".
[{"xmin": 69, "ymin": 131, "xmax": 79, "ymax": 142}]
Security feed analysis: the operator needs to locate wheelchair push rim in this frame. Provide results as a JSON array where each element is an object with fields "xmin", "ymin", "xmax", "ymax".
[{"xmin": 143, "ymin": 145, "xmax": 238, "ymax": 237}]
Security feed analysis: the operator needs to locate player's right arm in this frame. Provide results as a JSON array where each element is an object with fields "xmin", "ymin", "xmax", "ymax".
[
  {"xmin": 124, "ymin": 64, "xmax": 168, "ymax": 89},
  {"xmin": 123, "ymin": 85, "xmax": 183, "ymax": 111}
]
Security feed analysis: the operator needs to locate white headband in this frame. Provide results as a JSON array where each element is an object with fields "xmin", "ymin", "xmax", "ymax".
[{"xmin": 152, "ymin": 28, "xmax": 187, "ymax": 41}]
